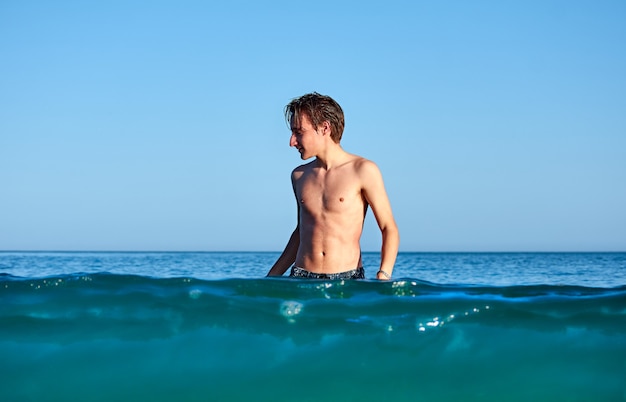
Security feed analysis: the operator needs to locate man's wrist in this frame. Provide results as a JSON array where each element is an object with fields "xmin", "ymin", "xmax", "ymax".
[{"xmin": 377, "ymin": 269, "xmax": 391, "ymax": 279}]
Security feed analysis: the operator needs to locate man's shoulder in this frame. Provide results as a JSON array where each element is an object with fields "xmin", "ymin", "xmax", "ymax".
[
  {"xmin": 291, "ymin": 160, "xmax": 316, "ymax": 179},
  {"xmin": 349, "ymin": 156, "xmax": 384, "ymax": 184},
  {"xmin": 292, "ymin": 160, "xmax": 316, "ymax": 173},
  {"xmin": 350, "ymin": 155, "xmax": 378, "ymax": 172}
]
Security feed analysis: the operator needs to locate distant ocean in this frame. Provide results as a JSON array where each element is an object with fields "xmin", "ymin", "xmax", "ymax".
[{"xmin": 1, "ymin": 252, "xmax": 625, "ymax": 401}]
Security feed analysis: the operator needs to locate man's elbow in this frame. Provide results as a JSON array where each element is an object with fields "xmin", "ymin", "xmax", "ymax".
[{"xmin": 381, "ymin": 223, "xmax": 400, "ymax": 241}]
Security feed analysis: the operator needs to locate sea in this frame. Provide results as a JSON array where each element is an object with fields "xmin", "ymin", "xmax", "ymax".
[{"xmin": 1, "ymin": 251, "xmax": 624, "ymax": 401}]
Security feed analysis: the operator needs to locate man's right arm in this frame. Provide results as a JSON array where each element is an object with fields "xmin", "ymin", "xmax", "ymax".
[
  {"xmin": 266, "ymin": 227, "xmax": 299, "ymax": 276},
  {"xmin": 267, "ymin": 169, "xmax": 302, "ymax": 277}
]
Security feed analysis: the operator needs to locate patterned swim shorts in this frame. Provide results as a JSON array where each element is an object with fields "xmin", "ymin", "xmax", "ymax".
[{"xmin": 289, "ymin": 266, "xmax": 365, "ymax": 280}]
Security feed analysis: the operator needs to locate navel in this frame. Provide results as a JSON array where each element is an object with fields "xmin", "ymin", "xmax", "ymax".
[{"xmin": 339, "ymin": 197, "xmax": 344, "ymax": 202}]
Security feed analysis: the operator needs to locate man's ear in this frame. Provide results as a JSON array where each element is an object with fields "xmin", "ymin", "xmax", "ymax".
[{"xmin": 318, "ymin": 120, "xmax": 331, "ymax": 136}]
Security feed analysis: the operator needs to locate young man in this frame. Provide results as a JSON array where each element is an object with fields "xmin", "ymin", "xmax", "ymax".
[{"xmin": 266, "ymin": 93, "xmax": 399, "ymax": 280}]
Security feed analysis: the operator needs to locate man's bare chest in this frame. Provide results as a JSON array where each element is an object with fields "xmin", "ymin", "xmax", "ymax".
[{"xmin": 295, "ymin": 171, "xmax": 364, "ymax": 214}]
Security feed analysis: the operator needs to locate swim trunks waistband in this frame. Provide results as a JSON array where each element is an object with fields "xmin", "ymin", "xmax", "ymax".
[{"xmin": 289, "ymin": 266, "xmax": 365, "ymax": 280}]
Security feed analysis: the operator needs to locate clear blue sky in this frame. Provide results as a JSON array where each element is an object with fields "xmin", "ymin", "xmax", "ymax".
[{"xmin": 1, "ymin": 0, "xmax": 625, "ymax": 252}]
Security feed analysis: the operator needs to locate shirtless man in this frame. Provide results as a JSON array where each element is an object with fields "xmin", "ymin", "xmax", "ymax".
[{"xmin": 266, "ymin": 93, "xmax": 399, "ymax": 280}]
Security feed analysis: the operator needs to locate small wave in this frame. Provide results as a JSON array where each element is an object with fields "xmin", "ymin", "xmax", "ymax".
[{"xmin": 1, "ymin": 273, "xmax": 624, "ymax": 339}]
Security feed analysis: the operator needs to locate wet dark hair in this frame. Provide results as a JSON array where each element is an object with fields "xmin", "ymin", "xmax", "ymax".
[{"xmin": 285, "ymin": 92, "xmax": 345, "ymax": 143}]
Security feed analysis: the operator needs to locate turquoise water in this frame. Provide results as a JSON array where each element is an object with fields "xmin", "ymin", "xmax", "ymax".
[{"xmin": 1, "ymin": 252, "xmax": 625, "ymax": 401}]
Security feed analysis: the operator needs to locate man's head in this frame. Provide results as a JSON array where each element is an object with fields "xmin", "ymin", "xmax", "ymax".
[{"xmin": 285, "ymin": 93, "xmax": 345, "ymax": 143}]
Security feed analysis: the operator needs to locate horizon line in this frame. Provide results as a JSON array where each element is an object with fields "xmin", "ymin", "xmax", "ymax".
[{"xmin": 1, "ymin": 249, "xmax": 624, "ymax": 254}]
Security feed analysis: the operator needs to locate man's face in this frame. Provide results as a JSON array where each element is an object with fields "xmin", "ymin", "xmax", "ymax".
[{"xmin": 289, "ymin": 113, "xmax": 320, "ymax": 160}]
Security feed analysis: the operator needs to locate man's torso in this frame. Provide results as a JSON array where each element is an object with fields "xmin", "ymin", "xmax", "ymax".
[{"xmin": 293, "ymin": 157, "xmax": 368, "ymax": 273}]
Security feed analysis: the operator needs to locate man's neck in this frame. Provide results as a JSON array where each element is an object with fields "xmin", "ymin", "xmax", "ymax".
[{"xmin": 314, "ymin": 144, "xmax": 349, "ymax": 170}]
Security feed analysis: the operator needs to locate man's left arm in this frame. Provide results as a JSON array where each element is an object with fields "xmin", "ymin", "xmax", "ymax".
[{"xmin": 360, "ymin": 160, "xmax": 399, "ymax": 280}]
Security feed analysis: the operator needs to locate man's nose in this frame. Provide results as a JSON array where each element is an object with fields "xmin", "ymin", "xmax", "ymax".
[{"xmin": 290, "ymin": 134, "xmax": 297, "ymax": 147}]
